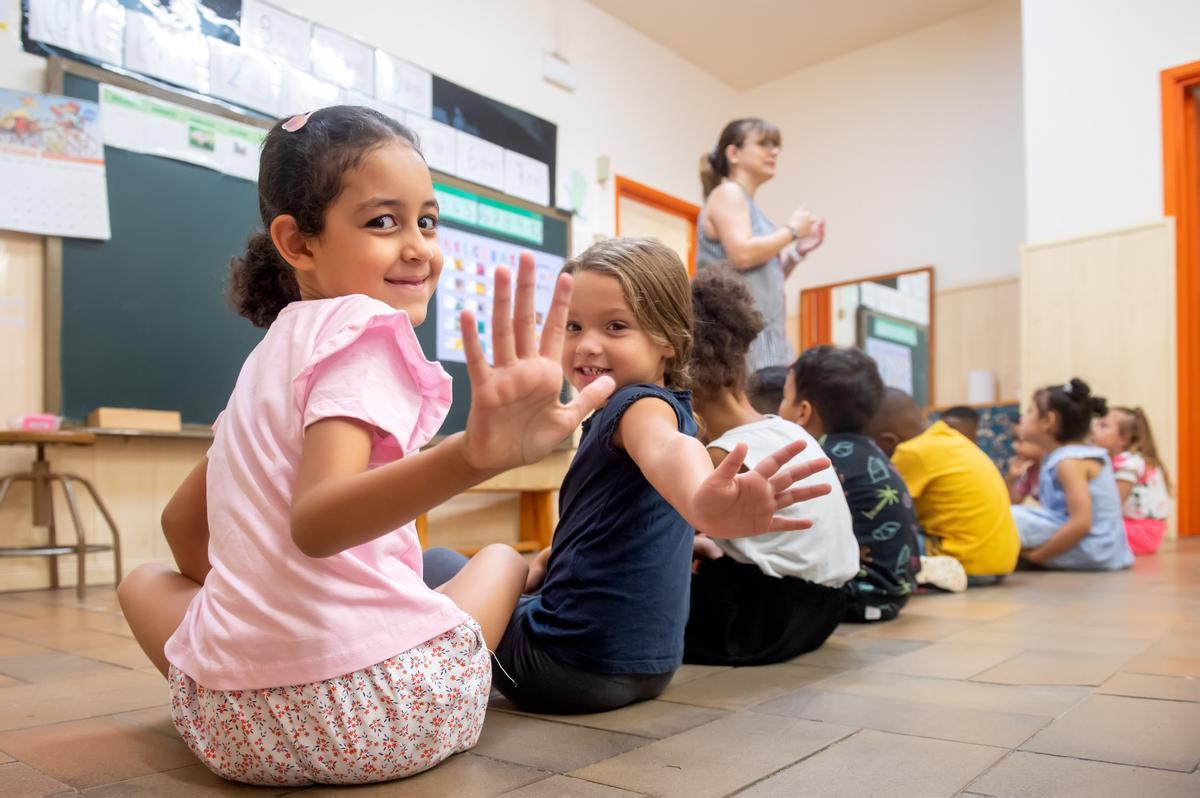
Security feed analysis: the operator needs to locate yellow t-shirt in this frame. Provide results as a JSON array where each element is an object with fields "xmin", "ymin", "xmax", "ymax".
[{"xmin": 892, "ymin": 421, "xmax": 1020, "ymax": 576}]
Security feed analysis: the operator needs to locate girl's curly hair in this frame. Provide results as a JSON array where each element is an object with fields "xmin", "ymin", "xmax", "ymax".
[{"xmin": 689, "ymin": 265, "xmax": 763, "ymax": 399}]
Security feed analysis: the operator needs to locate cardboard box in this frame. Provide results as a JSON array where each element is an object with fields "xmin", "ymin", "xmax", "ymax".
[{"xmin": 87, "ymin": 407, "xmax": 182, "ymax": 432}]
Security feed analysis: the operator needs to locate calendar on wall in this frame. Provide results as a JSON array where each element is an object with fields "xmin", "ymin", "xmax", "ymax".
[
  {"xmin": 0, "ymin": 87, "xmax": 110, "ymax": 239},
  {"xmin": 435, "ymin": 225, "xmax": 563, "ymax": 364}
]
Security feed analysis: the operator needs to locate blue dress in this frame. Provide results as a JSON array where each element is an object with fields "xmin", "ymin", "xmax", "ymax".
[{"xmin": 1011, "ymin": 444, "xmax": 1133, "ymax": 570}]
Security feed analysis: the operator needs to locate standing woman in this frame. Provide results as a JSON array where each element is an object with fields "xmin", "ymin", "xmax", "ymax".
[{"xmin": 697, "ymin": 118, "xmax": 825, "ymax": 377}]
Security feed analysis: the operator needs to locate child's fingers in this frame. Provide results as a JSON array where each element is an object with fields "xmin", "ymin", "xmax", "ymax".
[
  {"xmin": 461, "ymin": 309, "xmax": 488, "ymax": 384},
  {"xmin": 513, "ymin": 253, "xmax": 537, "ymax": 358},
  {"xmin": 774, "ymin": 482, "xmax": 833, "ymax": 508},
  {"xmin": 713, "ymin": 442, "xmax": 749, "ymax": 482},
  {"xmin": 766, "ymin": 515, "xmax": 815, "ymax": 533},
  {"xmin": 767, "ymin": 457, "xmax": 832, "ymax": 493},
  {"xmin": 753, "ymin": 439, "xmax": 809, "ymax": 478},
  {"xmin": 490, "ymin": 267, "xmax": 516, "ymax": 366},
  {"xmin": 538, "ymin": 273, "xmax": 573, "ymax": 359},
  {"xmin": 563, "ymin": 375, "xmax": 615, "ymax": 425}
]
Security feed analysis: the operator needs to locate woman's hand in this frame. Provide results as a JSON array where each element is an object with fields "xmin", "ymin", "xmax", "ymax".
[
  {"xmin": 787, "ymin": 206, "xmax": 815, "ymax": 238},
  {"xmin": 795, "ymin": 217, "xmax": 825, "ymax": 256},
  {"xmin": 461, "ymin": 253, "xmax": 614, "ymax": 472}
]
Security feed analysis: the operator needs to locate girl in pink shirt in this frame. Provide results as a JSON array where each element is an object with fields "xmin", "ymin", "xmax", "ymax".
[{"xmin": 116, "ymin": 106, "xmax": 615, "ymax": 787}]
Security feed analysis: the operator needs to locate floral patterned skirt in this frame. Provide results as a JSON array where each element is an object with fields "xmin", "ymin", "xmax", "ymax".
[{"xmin": 168, "ymin": 620, "xmax": 490, "ymax": 786}]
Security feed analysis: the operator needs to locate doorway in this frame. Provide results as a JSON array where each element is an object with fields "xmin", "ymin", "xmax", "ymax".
[{"xmin": 614, "ymin": 176, "xmax": 699, "ymax": 275}]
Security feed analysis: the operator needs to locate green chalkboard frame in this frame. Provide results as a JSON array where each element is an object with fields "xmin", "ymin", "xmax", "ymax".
[{"xmin": 43, "ymin": 58, "xmax": 571, "ymax": 436}]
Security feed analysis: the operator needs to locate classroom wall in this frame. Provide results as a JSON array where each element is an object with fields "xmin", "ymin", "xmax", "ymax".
[
  {"xmin": 739, "ymin": 0, "xmax": 1025, "ymax": 304},
  {"xmin": 1021, "ymin": 0, "xmax": 1200, "ymax": 243},
  {"xmin": 0, "ymin": 0, "xmax": 741, "ymax": 589},
  {"xmin": 1020, "ymin": 220, "xmax": 1178, "ymax": 538},
  {"xmin": 935, "ymin": 279, "xmax": 1020, "ymax": 405}
]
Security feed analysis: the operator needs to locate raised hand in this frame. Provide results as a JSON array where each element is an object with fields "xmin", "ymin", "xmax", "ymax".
[
  {"xmin": 795, "ymin": 217, "xmax": 826, "ymax": 256},
  {"xmin": 461, "ymin": 252, "xmax": 614, "ymax": 472},
  {"xmin": 690, "ymin": 439, "xmax": 832, "ymax": 539}
]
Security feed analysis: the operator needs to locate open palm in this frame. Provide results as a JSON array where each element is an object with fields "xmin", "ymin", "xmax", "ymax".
[
  {"xmin": 461, "ymin": 253, "xmax": 614, "ymax": 472},
  {"xmin": 692, "ymin": 440, "xmax": 833, "ymax": 538}
]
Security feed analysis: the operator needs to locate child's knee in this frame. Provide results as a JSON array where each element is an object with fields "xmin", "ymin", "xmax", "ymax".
[{"xmin": 117, "ymin": 562, "xmax": 171, "ymax": 604}]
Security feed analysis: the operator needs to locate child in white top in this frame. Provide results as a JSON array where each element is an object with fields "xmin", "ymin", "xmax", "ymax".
[
  {"xmin": 686, "ymin": 267, "xmax": 858, "ymax": 665},
  {"xmin": 117, "ymin": 106, "xmax": 615, "ymax": 787},
  {"xmin": 1091, "ymin": 406, "xmax": 1172, "ymax": 555}
]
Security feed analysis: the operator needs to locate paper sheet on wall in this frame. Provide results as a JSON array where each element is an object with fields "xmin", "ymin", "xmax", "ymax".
[
  {"xmin": 100, "ymin": 84, "xmax": 265, "ymax": 181},
  {"xmin": 0, "ymin": 88, "xmax": 110, "ymax": 239},
  {"xmin": 864, "ymin": 336, "xmax": 914, "ymax": 396},
  {"xmin": 123, "ymin": 11, "xmax": 210, "ymax": 94},
  {"xmin": 404, "ymin": 112, "xmax": 456, "ymax": 174},
  {"xmin": 208, "ymin": 39, "xmax": 282, "ymax": 116},
  {"xmin": 279, "ymin": 65, "xmax": 342, "ymax": 116},
  {"xmin": 455, "ymin": 129, "xmax": 504, "ymax": 191},
  {"xmin": 374, "ymin": 50, "xmax": 432, "ymax": 117},
  {"xmin": 344, "ymin": 90, "xmax": 405, "ymax": 123},
  {"xmin": 27, "ymin": 0, "xmax": 126, "ymax": 65},
  {"xmin": 435, "ymin": 226, "xmax": 563, "ymax": 363},
  {"xmin": 503, "ymin": 149, "xmax": 550, "ymax": 206},
  {"xmin": 240, "ymin": 0, "xmax": 311, "ymax": 71},
  {"xmin": 309, "ymin": 25, "xmax": 373, "ymax": 95}
]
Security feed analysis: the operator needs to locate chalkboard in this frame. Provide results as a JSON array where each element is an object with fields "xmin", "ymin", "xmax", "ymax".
[
  {"xmin": 857, "ymin": 307, "xmax": 931, "ymax": 408},
  {"xmin": 49, "ymin": 62, "xmax": 569, "ymax": 435}
]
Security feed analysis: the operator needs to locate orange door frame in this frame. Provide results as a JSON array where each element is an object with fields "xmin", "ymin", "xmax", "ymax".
[{"xmin": 614, "ymin": 176, "xmax": 700, "ymax": 275}]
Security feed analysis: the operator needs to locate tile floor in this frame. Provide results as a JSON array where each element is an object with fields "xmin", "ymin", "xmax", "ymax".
[{"xmin": 0, "ymin": 540, "xmax": 1198, "ymax": 797}]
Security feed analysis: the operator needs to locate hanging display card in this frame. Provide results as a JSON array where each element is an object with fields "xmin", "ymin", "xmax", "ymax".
[
  {"xmin": 374, "ymin": 50, "xmax": 432, "ymax": 117},
  {"xmin": 278, "ymin": 65, "xmax": 341, "ymax": 116},
  {"xmin": 123, "ymin": 11, "xmax": 210, "ymax": 93},
  {"xmin": 27, "ymin": 0, "xmax": 126, "ymax": 66},
  {"xmin": 455, "ymin": 128, "xmax": 504, "ymax": 191},
  {"xmin": 100, "ymin": 83, "xmax": 264, "ymax": 181},
  {"xmin": 208, "ymin": 38, "xmax": 281, "ymax": 116},
  {"xmin": 309, "ymin": 24, "xmax": 373, "ymax": 95},
  {"xmin": 404, "ymin": 112, "xmax": 456, "ymax": 174},
  {"xmin": 0, "ymin": 88, "xmax": 110, "ymax": 239},
  {"xmin": 503, "ymin": 149, "xmax": 550, "ymax": 207},
  {"xmin": 239, "ymin": 0, "xmax": 311, "ymax": 71}
]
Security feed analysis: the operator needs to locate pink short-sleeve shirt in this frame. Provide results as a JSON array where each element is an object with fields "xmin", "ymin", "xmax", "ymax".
[{"xmin": 165, "ymin": 295, "xmax": 466, "ymax": 690}]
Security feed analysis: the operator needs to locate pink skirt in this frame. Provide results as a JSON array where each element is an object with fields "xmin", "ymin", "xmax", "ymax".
[
  {"xmin": 169, "ymin": 619, "xmax": 490, "ymax": 786},
  {"xmin": 1125, "ymin": 517, "xmax": 1166, "ymax": 556}
]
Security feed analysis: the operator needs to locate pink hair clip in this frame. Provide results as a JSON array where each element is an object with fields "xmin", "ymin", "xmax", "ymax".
[{"xmin": 282, "ymin": 111, "xmax": 313, "ymax": 132}]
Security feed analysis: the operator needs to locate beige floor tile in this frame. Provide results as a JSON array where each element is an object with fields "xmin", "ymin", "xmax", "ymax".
[
  {"xmin": 0, "ymin": 676, "xmax": 19, "ymax": 688},
  {"xmin": 1097, "ymin": 671, "xmax": 1200, "ymax": 702},
  {"xmin": 903, "ymin": 597, "xmax": 1025, "ymax": 621},
  {"xmin": 942, "ymin": 628, "xmax": 1151, "ymax": 656},
  {"xmin": 755, "ymin": 687, "xmax": 1050, "ymax": 748},
  {"xmin": 972, "ymin": 650, "xmax": 1131, "ymax": 686},
  {"xmin": 658, "ymin": 664, "xmax": 836, "ymax": 711},
  {"xmin": 820, "ymin": 634, "xmax": 930, "ymax": 655},
  {"xmin": 569, "ymin": 712, "xmax": 854, "ymax": 798},
  {"xmin": 0, "ymin": 637, "xmax": 54, "ymax": 659},
  {"xmin": 81, "ymin": 764, "xmax": 293, "ymax": 796},
  {"xmin": 0, "ymin": 715, "xmax": 195, "ymax": 788},
  {"xmin": 968, "ymin": 750, "xmax": 1200, "ymax": 797},
  {"xmin": 77, "ymin": 642, "xmax": 152, "ymax": 670},
  {"xmin": 9, "ymin": 627, "xmax": 133, "ymax": 653},
  {"xmin": 1121, "ymin": 654, "xmax": 1200, "ymax": 677},
  {"xmin": 489, "ymin": 697, "xmax": 725, "ymax": 740},
  {"xmin": 978, "ymin": 618, "xmax": 1165, "ymax": 642},
  {"xmin": 0, "ymin": 669, "xmax": 166, "ymax": 731},
  {"xmin": 1142, "ymin": 635, "xmax": 1200, "ymax": 659},
  {"xmin": 666, "ymin": 664, "xmax": 729, "ymax": 686},
  {"xmin": 0, "ymin": 761, "xmax": 75, "ymax": 797},
  {"xmin": 299, "ymin": 753, "xmax": 546, "ymax": 797},
  {"xmin": 862, "ymin": 642, "xmax": 1019, "ymax": 679},
  {"xmin": 787, "ymin": 639, "xmax": 894, "ymax": 670},
  {"xmin": 501, "ymin": 775, "xmax": 643, "ymax": 797},
  {"xmin": 1021, "ymin": 694, "xmax": 1200, "ymax": 771},
  {"xmin": 853, "ymin": 615, "xmax": 978, "ymax": 642},
  {"xmin": 112, "ymin": 705, "xmax": 178, "ymax": 740},
  {"xmin": 810, "ymin": 669, "xmax": 1089, "ymax": 716},
  {"xmin": 472, "ymin": 712, "xmax": 647, "ymax": 772},
  {"xmin": 0, "ymin": 750, "xmax": 12, "ymax": 764},
  {"xmin": 738, "ymin": 729, "xmax": 1004, "ymax": 797},
  {"xmin": 0, "ymin": 652, "xmax": 128, "ymax": 683}
]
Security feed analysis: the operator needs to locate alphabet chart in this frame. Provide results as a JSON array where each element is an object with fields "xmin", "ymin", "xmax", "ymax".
[{"xmin": 436, "ymin": 226, "xmax": 563, "ymax": 364}]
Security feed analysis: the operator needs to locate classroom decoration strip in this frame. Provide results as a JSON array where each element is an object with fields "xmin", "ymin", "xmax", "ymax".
[
  {"xmin": 19, "ymin": 0, "xmax": 553, "ymax": 202},
  {"xmin": 0, "ymin": 87, "xmax": 110, "ymax": 239}
]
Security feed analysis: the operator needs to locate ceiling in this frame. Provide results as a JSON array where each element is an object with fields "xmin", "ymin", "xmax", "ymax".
[{"xmin": 586, "ymin": 0, "xmax": 997, "ymax": 90}]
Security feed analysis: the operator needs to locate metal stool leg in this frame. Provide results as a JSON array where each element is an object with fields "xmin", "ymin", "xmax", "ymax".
[
  {"xmin": 0, "ymin": 474, "xmax": 56, "ymax": 586},
  {"xmin": 53, "ymin": 476, "xmax": 90, "ymax": 600},
  {"xmin": 62, "ymin": 473, "xmax": 123, "ymax": 587}
]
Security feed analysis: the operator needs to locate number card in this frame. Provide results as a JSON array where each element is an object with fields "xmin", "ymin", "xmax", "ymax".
[
  {"xmin": 503, "ymin": 149, "xmax": 550, "ymax": 207},
  {"xmin": 123, "ymin": 11, "xmax": 210, "ymax": 94},
  {"xmin": 239, "ymin": 0, "xmax": 311, "ymax": 71},
  {"xmin": 209, "ymin": 39, "xmax": 281, "ymax": 116},
  {"xmin": 309, "ymin": 25, "xmax": 373, "ymax": 95},
  {"xmin": 344, "ymin": 90, "xmax": 405, "ymax": 123},
  {"xmin": 28, "ymin": 0, "xmax": 126, "ymax": 66},
  {"xmin": 455, "ymin": 129, "xmax": 504, "ymax": 192},
  {"xmin": 278, "ymin": 65, "xmax": 342, "ymax": 116},
  {"xmin": 404, "ymin": 113, "xmax": 456, "ymax": 174},
  {"xmin": 374, "ymin": 50, "xmax": 432, "ymax": 117}
]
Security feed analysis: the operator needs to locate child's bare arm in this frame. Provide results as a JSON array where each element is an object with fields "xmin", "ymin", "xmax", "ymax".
[
  {"xmin": 1023, "ymin": 458, "xmax": 1094, "ymax": 564},
  {"xmin": 618, "ymin": 399, "xmax": 831, "ymax": 538},
  {"xmin": 161, "ymin": 458, "xmax": 211, "ymax": 584},
  {"xmin": 1115, "ymin": 479, "xmax": 1134, "ymax": 504}
]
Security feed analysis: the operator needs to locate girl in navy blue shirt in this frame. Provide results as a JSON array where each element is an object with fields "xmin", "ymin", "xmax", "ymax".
[{"xmin": 425, "ymin": 237, "xmax": 831, "ymax": 714}]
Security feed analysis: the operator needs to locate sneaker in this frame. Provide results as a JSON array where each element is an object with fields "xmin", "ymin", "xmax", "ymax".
[{"xmin": 916, "ymin": 556, "xmax": 968, "ymax": 593}]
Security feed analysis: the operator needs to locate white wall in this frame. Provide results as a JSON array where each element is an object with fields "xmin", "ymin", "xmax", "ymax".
[
  {"xmin": 1022, "ymin": 0, "xmax": 1200, "ymax": 244},
  {"xmin": 738, "ymin": 0, "xmax": 1025, "ymax": 308}
]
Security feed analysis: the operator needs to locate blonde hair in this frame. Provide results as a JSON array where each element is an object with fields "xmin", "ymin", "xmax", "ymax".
[
  {"xmin": 1112, "ymin": 406, "xmax": 1173, "ymax": 494},
  {"xmin": 562, "ymin": 237, "xmax": 693, "ymax": 389}
]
